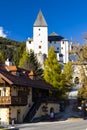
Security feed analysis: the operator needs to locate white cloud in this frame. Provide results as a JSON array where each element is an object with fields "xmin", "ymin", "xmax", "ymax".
[{"xmin": 0, "ymin": 27, "xmax": 7, "ymax": 38}]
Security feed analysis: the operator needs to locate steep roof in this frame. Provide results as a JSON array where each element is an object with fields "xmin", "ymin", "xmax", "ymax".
[
  {"xmin": 0, "ymin": 64, "xmax": 55, "ymax": 91},
  {"xmin": 48, "ymin": 32, "xmax": 64, "ymax": 41},
  {"xmin": 33, "ymin": 10, "xmax": 48, "ymax": 27}
]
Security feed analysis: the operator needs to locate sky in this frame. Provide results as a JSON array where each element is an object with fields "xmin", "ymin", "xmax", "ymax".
[{"xmin": 0, "ymin": 0, "xmax": 87, "ymax": 44}]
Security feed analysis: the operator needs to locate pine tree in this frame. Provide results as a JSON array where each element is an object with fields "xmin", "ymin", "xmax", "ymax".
[
  {"xmin": 44, "ymin": 46, "xmax": 66, "ymax": 97},
  {"xmin": 19, "ymin": 50, "xmax": 43, "ymax": 77},
  {"xmin": 0, "ymin": 51, "xmax": 4, "ymax": 63},
  {"xmin": 63, "ymin": 62, "xmax": 73, "ymax": 84}
]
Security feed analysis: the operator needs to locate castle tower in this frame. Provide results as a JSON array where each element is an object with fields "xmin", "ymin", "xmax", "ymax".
[{"xmin": 33, "ymin": 10, "xmax": 48, "ymax": 57}]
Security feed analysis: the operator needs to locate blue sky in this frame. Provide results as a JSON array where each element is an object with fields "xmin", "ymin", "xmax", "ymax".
[{"xmin": 0, "ymin": 0, "xmax": 87, "ymax": 44}]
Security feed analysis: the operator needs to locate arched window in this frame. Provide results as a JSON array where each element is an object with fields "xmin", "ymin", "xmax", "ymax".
[{"xmin": 74, "ymin": 77, "xmax": 79, "ymax": 84}]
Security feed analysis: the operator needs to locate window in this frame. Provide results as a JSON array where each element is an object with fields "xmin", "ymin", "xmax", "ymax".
[
  {"xmin": 59, "ymin": 54, "xmax": 63, "ymax": 57},
  {"xmin": 0, "ymin": 90, "xmax": 1, "ymax": 96},
  {"xmin": 39, "ymin": 46, "xmax": 41, "ymax": 49},
  {"xmin": 39, "ymin": 28, "xmax": 40, "ymax": 31},
  {"xmin": 57, "ymin": 47, "xmax": 59, "ymax": 50},
  {"xmin": 29, "ymin": 41, "xmax": 31, "ymax": 44},
  {"xmin": 30, "ymin": 49, "xmax": 32, "ymax": 52},
  {"xmin": 54, "ymin": 41, "xmax": 56, "ymax": 44},
  {"xmin": 61, "ymin": 47, "xmax": 63, "ymax": 49},
  {"xmin": 62, "ymin": 41, "xmax": 64, "ymax": 44}
]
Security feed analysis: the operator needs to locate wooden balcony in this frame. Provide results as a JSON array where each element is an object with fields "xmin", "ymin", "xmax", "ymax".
[{"xmin": 0, "ymin": 96, "xmax": 28, "ymax": 106}]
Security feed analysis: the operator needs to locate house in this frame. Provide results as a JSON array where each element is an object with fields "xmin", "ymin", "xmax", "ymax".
[
  {"xmin": 0, "ymin": 60, "xmax": 60, "ymax": 125},
  {"xmin": 26, "ymin": 10, "xmax": 69, "ymax": 66}
]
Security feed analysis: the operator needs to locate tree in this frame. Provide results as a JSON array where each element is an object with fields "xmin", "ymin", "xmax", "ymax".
[
  {"xmin": 78, "ymin": 84, "xmax": 87, "ymax": 100},
  {"xmin": 44, "ymin": 46, "xmax": 66, "ymax": 98},
  {"xmin": 19, "ymin": 50, "xmax": 43, "ymax": 77},
  {"xmin": 18, "ymin": 49, "xmax": 29, "ymax": 69},
  {"xmin": 13, "ymin": 42, "xmax": 25, "ymax": 66},
  {"xmin": 63, "ymin": 62, "xmax": 73, "ymax": 85},
  {"xmin": 0, "ymin": 51, "xmax": 4, "ymax": 63}
]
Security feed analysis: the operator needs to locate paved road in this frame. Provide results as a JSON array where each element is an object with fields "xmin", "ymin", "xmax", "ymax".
[
  {"xmin": 15, "ymin": 120, "xmax": 87, "ymax": 130},
  {"xmin": 68, "ymin": 84, "xmax": 81, "ymax": 99}
]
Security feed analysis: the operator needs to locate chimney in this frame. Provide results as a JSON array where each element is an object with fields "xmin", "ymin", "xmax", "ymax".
[{"xmin": 28, "ymin": 71, "xmax": 35, "ymax": 80}]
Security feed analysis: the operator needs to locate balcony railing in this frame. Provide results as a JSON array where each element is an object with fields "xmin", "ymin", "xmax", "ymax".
[{"xmin": 0, "ymin": 96, "xmax": 28, "ymax": 105}]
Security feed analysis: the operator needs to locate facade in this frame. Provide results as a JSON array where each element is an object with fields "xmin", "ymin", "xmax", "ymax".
[
  {"xmin": 26, "ymin": 10, "xmax": 69, "ymax": 65},
  {"xmin": 0, "ymin": 60, "xmax": 59, "ymax": 125},
  {"xmin": 72, "ymin": 63, "xmax": 87, "ymax": 84}
]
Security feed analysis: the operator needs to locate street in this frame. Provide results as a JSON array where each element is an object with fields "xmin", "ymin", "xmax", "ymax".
[{"xmin": 15, "ymin": 120, "xmax": 87, "ymax": 130}]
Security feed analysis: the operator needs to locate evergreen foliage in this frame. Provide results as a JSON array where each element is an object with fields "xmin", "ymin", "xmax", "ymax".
[
  {"xmin": 63, "ymin": 61, "xmax": 73, "ymax": 85},
  {"xmin": 0, "ymin": 37, "xmax": 25, "ymax": 65},
  {"xmin": 19, "ymin": 50, "xmax": 43, "ymax": 77},
  {"xmin": 44, "ymin": 46, "xmax": 66, "ymax": 98}
]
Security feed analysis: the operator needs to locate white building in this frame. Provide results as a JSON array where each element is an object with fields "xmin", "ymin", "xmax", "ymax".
[{"xmin": 26, "ymin": 10, "xmax": 69, "ymax": 65}]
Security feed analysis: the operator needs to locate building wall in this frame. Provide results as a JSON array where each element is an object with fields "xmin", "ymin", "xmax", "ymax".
[
  {"xmin": 26, "ymin": 11, "xmax": 69, "ymax": 64},
  {"xmin": 0, "ymin": 86, "xmax": 33, "ymax": 124},
  {"xmin": 0, "ymin": 108, "xmax": 9, "ymax": 125},
  {"xmin": 72, "ymin": 64, "xmax": 87, "ymax": 84},
  {"xmin": 33, "ymin": 103, "xmax": 60, "ymax": 119},
  {"xmin": 61, "ymin": 40, "xmax": 69, "ymax": 63},
  {"xmin": 33, "ymin": 27, "xmax": 48, "ymax": 56},
  {"xmin": 26, "ymin": 40, "xmax": 34, "ymax": 52}
]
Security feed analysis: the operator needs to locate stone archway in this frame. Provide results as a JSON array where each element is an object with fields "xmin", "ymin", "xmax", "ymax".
[{"xmin": 74, "ymin": 77, "xmax": 79, "ymax": 84}]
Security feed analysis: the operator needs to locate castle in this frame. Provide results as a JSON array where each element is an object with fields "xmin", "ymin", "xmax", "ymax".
[{"xmin": 26, "ymin": 10, "xmax": 69, "ymax": 66}]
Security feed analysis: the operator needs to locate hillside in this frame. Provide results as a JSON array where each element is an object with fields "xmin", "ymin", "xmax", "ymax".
[{"xmin": 0, "ymin": 37, "xmax": 26, "ymax": 65}]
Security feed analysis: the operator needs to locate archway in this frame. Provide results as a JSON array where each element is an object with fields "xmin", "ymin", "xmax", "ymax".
[{"xmin": 74, "ymin": 77, "xmax": 79, "ymax": 84}]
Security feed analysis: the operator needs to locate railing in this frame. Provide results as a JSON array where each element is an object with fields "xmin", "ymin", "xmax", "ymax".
[
  {"xmin": 33, "ymin": 97, "xmax": 59, "ymax": 103},
  {"xmin": 0, "ymin": 96, "xmax": 28, "ymax": 105},
  {"xmin": 0, "ymin": 96, "xmax": 11, "ymax": 104},
  {"xmin": 23, "ymin": 102, "xmax": 41, "ymax": 123}
]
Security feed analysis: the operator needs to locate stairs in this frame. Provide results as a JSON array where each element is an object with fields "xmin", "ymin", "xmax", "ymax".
[{"xmin": 23, "ymin": 102, "xmax": 41, "ymax": 123}]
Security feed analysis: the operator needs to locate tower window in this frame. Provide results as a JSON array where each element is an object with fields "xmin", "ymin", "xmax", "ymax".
[
  {"xmin": 59, "ymin": 54, "xmax": 63, "ymax": 57},
  {"xmin": 38, "ymin": 28, "xmax": 40, "ymax": 31},
  {"xmin": 57, "ymin": 47, "xmax": 59, "ymax": 50},
  {"xmin": 39, "ymin": 46, "xmax": 41, "ymax": 49},
  {"xmin": 30, "ymin": 49, "xmax": 32, "ymax": 52},
  {"xmin": 29, "ymin": 41, "xmax": 31, "ymax": 44}
]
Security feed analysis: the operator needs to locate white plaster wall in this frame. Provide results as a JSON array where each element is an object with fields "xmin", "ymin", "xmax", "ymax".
[
  {"xmin": 72, "ymin": 65, "xmax": 87, "ymax": 83},
  {"xmin": 33, "ymin": 103, "xmax": 60, "ymax": 119},
  {"xmin": 0, "ymin": 108, "xmax": 9, "ymax": 125},
  {"xmin": 61, "ymin": 40, "xmax": 68, "ymax": 63},
  {"xmin": 10, "ymin": 88, "xmax": 33, "ymax": 123},
  {"xmin": 33, "ymin": 27, "xmax": 48, "ymax": 56},
  {"xmin": 26, "ymin": 40, "xmax": 34, "ymax": 52}
]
